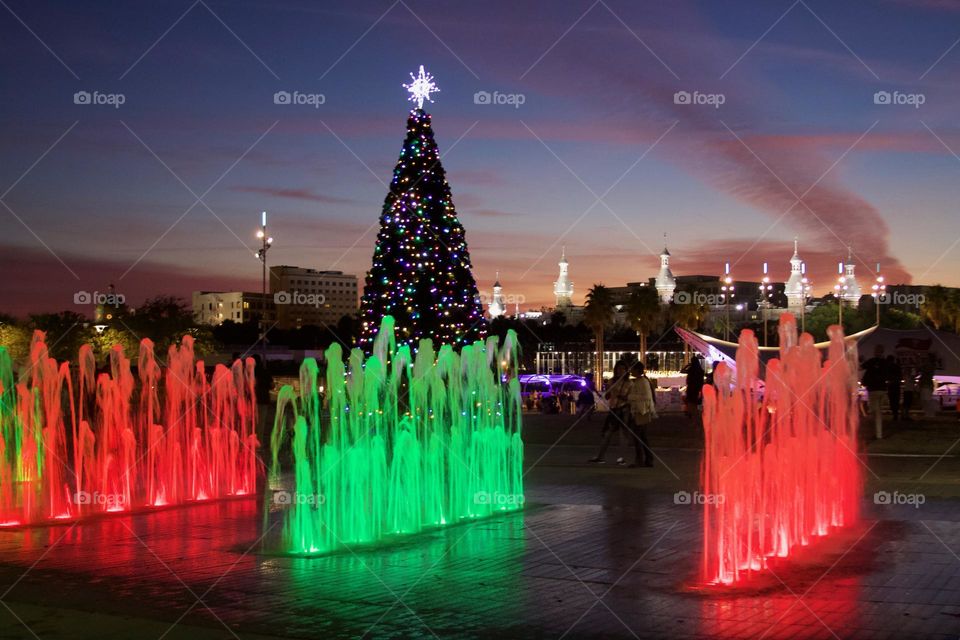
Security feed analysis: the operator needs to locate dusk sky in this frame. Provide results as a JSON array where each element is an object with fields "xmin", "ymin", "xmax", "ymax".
[{"xmin": 3, "ymin": 0, "xmax": 960, "ymax": 316}]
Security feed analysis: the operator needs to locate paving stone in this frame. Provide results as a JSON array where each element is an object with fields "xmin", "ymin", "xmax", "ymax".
[{"xmin": 0, "ymin": 437, "xmax": 958, "ymax": 638}]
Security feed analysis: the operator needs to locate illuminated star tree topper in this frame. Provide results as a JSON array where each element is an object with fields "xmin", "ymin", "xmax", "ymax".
[{"xmin": 403, "ymin": 65, "xmax": 440, "ymax": 109}]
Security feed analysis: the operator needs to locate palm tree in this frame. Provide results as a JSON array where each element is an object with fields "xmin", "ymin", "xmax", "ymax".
[
  {"xmin": 921, "ymin": 285, "xmax": 950, "ymax": 329},
  {"xmin": 583, "ymin": 284, "xmax": 615, "ymax": 383},
  {"xmin": 671, "ymin": 297, "xmax": 706, "ymax": 331},
  {"xmin": 951, "ymin": 290, "xmax": 960, "ymax": 333},
  {"xmin": 670, "ymin": 293, "xmax": 707, "ymax": 358},
  {"xmin": 625, "ymin": 286, "xmax": 661, "ymax": 362}
]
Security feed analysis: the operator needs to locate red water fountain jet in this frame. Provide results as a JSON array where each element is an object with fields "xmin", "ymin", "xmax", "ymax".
[
  {"xmin": 0, "ymin": 331, "xmax": 259, "ymax": 526},
  {"xmin": 701, "ymin": 313, "xmax": 862, "ymax": 585}
]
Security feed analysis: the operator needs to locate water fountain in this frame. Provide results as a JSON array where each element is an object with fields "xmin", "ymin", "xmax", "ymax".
[
  {"xmin": 266, "ymin": 316, "xmax": 524, "ymax": 555},
  {"xmin": 0, "ymin": 330, "xmax": 258, "ymax": 526},
  {"xmin": 701, "ymin": 313, "xmax": 862, "ymax": 584}
]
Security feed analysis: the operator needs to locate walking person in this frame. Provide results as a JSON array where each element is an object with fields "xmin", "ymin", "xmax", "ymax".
[
  {"xmin": 541, "ymin": 392, "xmax": 557, "ymax": 414},
  {"xmin": 901, "ymin": 367, "xmax": 917, "ymax": 422},
  {"xmin": 589, "ymin": 362, "xmax": 632, "ymax": 465},
  {"xmin": 562, "ymin": 390, "xmax": 573, "ymax": 415},
  {"xmin": 626, "ymin": 361, "xmax": 657, "ymax": 468},
  {"xmin": 861, "ymin": 346, "xmax": 889, "ymax": 439},
  {"xmin": 886, "ymin": 355, "xmax": 902, "ymax": 422},
  {"xmin": 681, "ymin": 357, "xmax": 705, "ymax": 421},
  {"xmin": 576, "ymin": 383, "xmax": 595, "ymax": 422},
  {"xmin": 918, "ymin": 353, "xmax": 937, "ymax": 419}
]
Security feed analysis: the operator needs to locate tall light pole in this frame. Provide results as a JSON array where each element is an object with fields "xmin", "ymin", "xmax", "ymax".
[
  {"xmin": 871, "ymin": 263, "xmax": 885, "ymax": 326},
  {"xmin": 721, "ymin": 262, "xmax": 734, "ymax": 341},
  {"xmin": 800, "ymin": 262, "xmax": 812, "ymax": 334},
  {"xmin": 256, "ymin": 210, "xmax": 273, "ymax": 360},
  {"xmin": 758, "ymin": 262, "xmax": 773, "ymax": 346},
  {"xmin": 834, "ymin": 260, "xmax": 846, "ymax": 326}
]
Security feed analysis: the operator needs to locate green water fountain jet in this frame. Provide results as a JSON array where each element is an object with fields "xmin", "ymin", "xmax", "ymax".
[{"xmin": 267, "ymin": 316, "xmax": 524, "ymax": 554}]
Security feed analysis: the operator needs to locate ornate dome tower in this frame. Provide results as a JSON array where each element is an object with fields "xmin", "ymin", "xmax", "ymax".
[
  {"xmin": 554, "ymin": 248, "xmax": 574, "ymax": 307},
  {"xmin": 841, "ymin": 246, "xmax": 862, "ymax": 306},
  {"xmin": 489, "ymin": 272, "xmax": 506, "ymax": 319},
  {"xmin": 785, "ymin": 238, "xmax": 805, "ymax": 311},
  {"xmin": 654, "ymin": 235, "xmax": 677, "ymax": 304}
]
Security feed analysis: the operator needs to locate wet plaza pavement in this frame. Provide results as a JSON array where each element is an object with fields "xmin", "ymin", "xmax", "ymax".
[{"xmin": 0, "ymin": 415, "xmax": 959, "ymax": 639}]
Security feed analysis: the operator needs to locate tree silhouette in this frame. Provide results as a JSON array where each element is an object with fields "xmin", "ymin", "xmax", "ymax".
[
  {"xmin": 625, "ymin": 286, "xmax": 661, "ymax": 358},
  {"xmin": 584, "ymin": 284, "xmax": 615, "ymax": 383}
]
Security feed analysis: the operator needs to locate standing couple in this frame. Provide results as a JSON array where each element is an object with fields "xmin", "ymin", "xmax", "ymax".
[{"xmin": 588, "ymin": 360, "xmax": 657, "ymax": 468}]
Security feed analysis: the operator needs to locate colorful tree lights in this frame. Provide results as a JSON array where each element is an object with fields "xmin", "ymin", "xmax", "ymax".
[{"xmin": 359, "ymin": 69, "xmax": 485, "ymax": 350}]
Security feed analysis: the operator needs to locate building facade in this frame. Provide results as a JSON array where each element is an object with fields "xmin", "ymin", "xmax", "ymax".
[
  {"xmin": 192, "ymin": 291, "xmax": 274, "ymax": 325},
  {"xmin": 269, "ymin": 266, "xmax": 358, "ymax": 330}
]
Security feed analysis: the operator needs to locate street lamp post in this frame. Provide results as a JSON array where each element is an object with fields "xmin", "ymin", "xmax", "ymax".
[
  {"xmin": 721, "ymin": 262, "xmax": 734, "ymax": 341},
  {"xmin": 256, "ymin": 211, "xmax": 273, "ymax": 360},
  {"xmin": 799, "ymin": 260, "xmax": 810, "ymax": 334},
  {"xmin": 758, "ymin": 262, "xmax": 773, "ymax": 346},
  {"xmin": 871, "ymin": 263, "xmax": 885, "ymax": 326},
  {"xmin": 834, "ymin": 260, "xmax": 847, "ymax": 326}
]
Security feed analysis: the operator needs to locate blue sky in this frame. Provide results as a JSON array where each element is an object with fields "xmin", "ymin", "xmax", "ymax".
[{"xmin": 2, "ymin": 0, "xmax": 959, "ymax": 315}]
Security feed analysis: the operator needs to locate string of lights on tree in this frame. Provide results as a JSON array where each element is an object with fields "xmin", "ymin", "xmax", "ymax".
[{"xmin": 358, "ymin": 66, "xmax": 486, "ymax": 349}]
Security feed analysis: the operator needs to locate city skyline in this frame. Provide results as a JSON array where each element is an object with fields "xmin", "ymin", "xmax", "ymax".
[{"xmin": 3, "ymin": 1, "xmax": 960, "ymax": 316}]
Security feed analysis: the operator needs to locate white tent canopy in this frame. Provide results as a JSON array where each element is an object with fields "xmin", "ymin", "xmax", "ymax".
[{"xmin": 676, "ymin": 325, "xmax": 960, "ymax": 379}]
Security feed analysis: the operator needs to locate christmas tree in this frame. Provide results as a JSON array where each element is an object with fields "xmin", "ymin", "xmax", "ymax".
[{"xmin": 358, "ymin": 67, "xmax": 486, "ymax": 349}]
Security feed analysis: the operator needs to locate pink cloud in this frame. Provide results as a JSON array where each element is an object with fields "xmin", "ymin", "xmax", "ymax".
[
  {"xmin": 453, "ymin": 169, "xmax": 506, "ymax": 187},
  {"xmin": 464, "ymin": 208, "xmax": 518, "ymax": 218},
  {"xmin": 232, "ymin": 185, "xmax": 354, "ymax": 204},
  {"xmin": 0, "ymin": 244, "xmax": 257, "ymax": 318}
]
